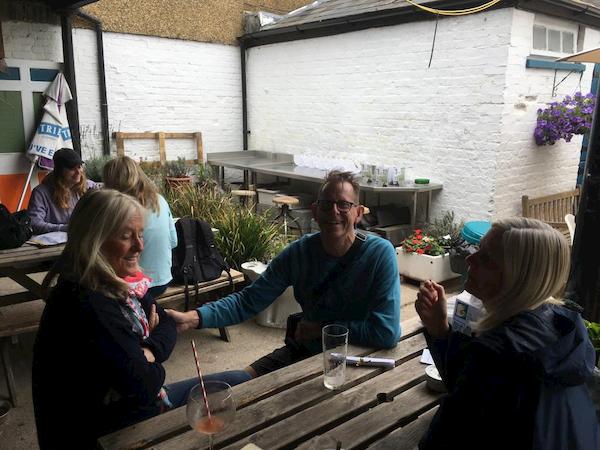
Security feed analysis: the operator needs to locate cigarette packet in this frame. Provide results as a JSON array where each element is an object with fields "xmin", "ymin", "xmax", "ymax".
[{"xmin": 346, "ymin": 355, "xmax": 395, "ymax": 368}]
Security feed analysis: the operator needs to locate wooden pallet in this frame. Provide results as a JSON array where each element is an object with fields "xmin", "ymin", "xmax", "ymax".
[{"xmin": 113, "ymin": 131, "xmax": 204, "ymax": 165}]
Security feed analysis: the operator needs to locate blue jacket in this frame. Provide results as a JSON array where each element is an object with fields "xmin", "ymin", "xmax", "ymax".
[
  {"xmin": 199, "ymin": 232, "xmax": 401, "ymax": 349},
  {"xmin": 421, "ymin": 303, "xmax": 599, "ymax": 450}
]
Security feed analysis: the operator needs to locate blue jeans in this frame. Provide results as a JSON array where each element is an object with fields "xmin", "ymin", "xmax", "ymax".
[{"xmin": 164, "ymin": 370, "xmax": 252, "ymax": 408}]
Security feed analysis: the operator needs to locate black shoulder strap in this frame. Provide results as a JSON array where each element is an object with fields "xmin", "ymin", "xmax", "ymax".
[
  {"xmin": 312, "ymin": 232, "xmax": 367, "ymax": 298},
  {"xmin": 180, "ymin": 219, "xmax": 197, "ymax": 269}
]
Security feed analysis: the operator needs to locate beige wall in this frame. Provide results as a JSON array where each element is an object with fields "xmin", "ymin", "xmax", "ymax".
[{"xmin": 82, "ymin": 0, "xmax": 312, "ymax": 45}]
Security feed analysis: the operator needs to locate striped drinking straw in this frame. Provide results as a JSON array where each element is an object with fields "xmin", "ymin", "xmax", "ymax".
[{"xmin": 190, "ymin": 339, "xmax": 212, "ymax": 420}]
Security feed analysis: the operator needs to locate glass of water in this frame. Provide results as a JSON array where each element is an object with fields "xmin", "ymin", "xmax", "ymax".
[{"xmin": 322, "ymin": 324, "xmax": 349, "ymax": 390}]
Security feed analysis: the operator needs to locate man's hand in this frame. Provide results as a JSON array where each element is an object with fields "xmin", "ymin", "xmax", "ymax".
[
  {"xmin": 142, "ymin": 347, "xmax": 156, "ymax": 363},
  {"xmin": 148, "ymin": 304, "xmax": 160, "ymax": 332},
  {"xmin": 415, "ymin": 280, "xmax": 449, "ymax": 338},
  {"xmin": 295, "ymin": 320, "xmax": 323, "ymax": 343},
  {"xmin": 165, "ymin": 309, "xmax": 200, "ymax": 333}
]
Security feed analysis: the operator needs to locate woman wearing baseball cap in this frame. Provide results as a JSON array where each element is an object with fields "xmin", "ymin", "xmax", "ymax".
[{"xmin": 27, "ymin": 148, "xmax": 99, "ymax": 234}]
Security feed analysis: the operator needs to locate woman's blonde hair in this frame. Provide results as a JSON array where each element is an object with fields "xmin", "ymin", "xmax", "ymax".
[
  {"xmin": 44, "ymin": 170, "xmax": 88, "ymax": 209},
  {"xmin": 476, "ymin": 217, "xmax": 571, "ymax": 332},
  {"xmin": 102, "ymin": 156, "xmax": 160, "ymax": 213},
  {"xmin": 42, "ymin": 189, "xmax": 144, "ymax": 299}
]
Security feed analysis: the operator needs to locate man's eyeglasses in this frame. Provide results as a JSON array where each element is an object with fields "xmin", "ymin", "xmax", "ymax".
[{"xmin": 316, "ymin": 200, "xmax": 356, "ymax": 213}]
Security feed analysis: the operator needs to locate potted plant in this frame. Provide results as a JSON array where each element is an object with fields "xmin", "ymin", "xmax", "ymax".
[
  {"xmin": 84, "ymin": 154, "xmax": 113, "ymax": 183},
  {"xmin": 397, "ymin": 228, "xmax": 460, "ymax": 283},
  {"xmin": 163, "ymin": 157, "xmax": 192, "ymax": 188},
  {"xmin": 534, "ymin": 92, "xmax": 595, "ymax": 146}
]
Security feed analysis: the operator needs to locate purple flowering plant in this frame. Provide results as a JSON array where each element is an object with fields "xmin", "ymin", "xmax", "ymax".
[{"xmin": 534, "ymin": 92, "xmax": 595, "ymax": 145}]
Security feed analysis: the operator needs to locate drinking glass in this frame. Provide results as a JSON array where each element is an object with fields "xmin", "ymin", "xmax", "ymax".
[
  {"xmin": 187, "ymin": 381, "xmax": 236, "ymax": 450},
  {"xmin": 322, "ymin": 324, "xmax": 349, "ymax": 390}
]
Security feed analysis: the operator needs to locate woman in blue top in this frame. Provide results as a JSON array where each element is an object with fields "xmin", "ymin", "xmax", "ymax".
[{"xmin": 103, "ymin": 156, "xmax": 177, "ymax": 298}]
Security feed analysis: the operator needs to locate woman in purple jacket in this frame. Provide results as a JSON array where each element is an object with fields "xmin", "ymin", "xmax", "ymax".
[{"xmin": 27, "ymin": 148, "xmax": 98, "ymax": 234}]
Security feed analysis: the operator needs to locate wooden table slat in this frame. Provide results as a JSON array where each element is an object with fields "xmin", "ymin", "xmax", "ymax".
[
  {"xmin": 99, "ymin": 343, "xmax": 372, "ymax": 450},
  {"xmin": 100, "ymin": 322, "xmax": 425, "ymax": 450},
  {"xmin": 151, "ymin": 335, "xmax": 427, "ymax": 450},
  {"xmin": 296, "ymin": 383, "xmax": 441, "ymax": 450},
  {"xmin": 218, "ymin": 356, "xmax": 427, "ymax": 450},
  {"xmin": 367, "ymin": 406, "xmax": 439, "ymax": 450}
]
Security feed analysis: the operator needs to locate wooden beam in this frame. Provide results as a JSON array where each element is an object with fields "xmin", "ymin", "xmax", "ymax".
[
  {"xmin": 157, "ymin": 132, "xmax": 166, "ymax": 164},
  {"xmin": 195, "ymin": 132, "xmax": 204, "ymax": 165},
  {"xmin": 114, "ymin": 132, "xmax": 125, "ymax": 156}
]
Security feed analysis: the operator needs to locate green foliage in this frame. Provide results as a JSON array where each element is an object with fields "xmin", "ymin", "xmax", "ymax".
[
  {"xmin": 164, "ymin": 182, "xmax": 233, "ymax": 226},
  {"xmin": 164, "ymin": 183, "xmax": 285, "ymax": 269},
  {"xmin": 425, "ymin": 210, "xmax": 464, "ymax": 248},
  {"xmin": 214, "ymin": 208, "xmax": 284, "ymax": 270},
  {"xmin": 84, "ymin": 154, "xmax": 113, "ymax": 182},
  {"xmin": 195, "ymin": 163, "xmax": 216, "ymax": 188},
  {"xmin": 163, "ymin": 157, "xmax": 190, "ymax": 178},
  {"xmin": 585, "ymin": 320, "xmax": 600, "ymax": 353},
  {"xmin": 139, "ymin": 161, "xmax": 164, "ymax": 193},
  {"xmin": 401, "ymin": 229, "xmax": 445, "ymax": 256}
]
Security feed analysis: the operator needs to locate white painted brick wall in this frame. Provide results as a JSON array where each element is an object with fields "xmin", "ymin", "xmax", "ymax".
[
  {"xmin": 1, "ymin": 20, "xmax": 63, "ymax": 62},
  {"xmin": 246, "ymin": 8, "xmax": 594, "ymax": 223},
  {"xmin": 74, "ymin": 31, "xmax": 243, "ymax": 162},
  {"xmin": 247, "ymin": 9, "xmax": 515, "ymax": 223},
  {"xmin": 496, "ymin": 10, "xmax": 599, "ymax": 218}
]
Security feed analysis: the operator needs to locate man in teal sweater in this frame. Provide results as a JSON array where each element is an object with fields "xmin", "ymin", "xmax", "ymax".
[{"xmin": 167, "ymin": 171, "xmax": 400, "ymax": 378}]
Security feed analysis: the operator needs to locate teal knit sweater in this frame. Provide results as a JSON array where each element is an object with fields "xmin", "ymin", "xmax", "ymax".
[{"xmin": 199, "ymin": 232, "xmax": 401, "ymax": 348}]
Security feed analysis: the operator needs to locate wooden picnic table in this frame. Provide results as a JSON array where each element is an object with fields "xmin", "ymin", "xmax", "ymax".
[
  {"xmin": 98, "ymin": 317, "xmax": 441, "ymax": 450},
  {"xmin": 0, "ymin": 243, "xmax": 65, "ymax": 307}
]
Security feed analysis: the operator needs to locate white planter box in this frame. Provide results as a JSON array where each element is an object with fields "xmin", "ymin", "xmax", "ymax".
[{"xmin": 396, "ymin": 247, "xmax": 460, "ymax": 283}]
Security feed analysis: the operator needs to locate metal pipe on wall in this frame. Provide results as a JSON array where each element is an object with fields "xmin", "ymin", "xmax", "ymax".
[
  {"xmin": 60, "ymin": 12, "xmax": 81, "ymax": 154},
  {"xmin": 76, "ymin": 10, "xmax": 110, "ymax": 156}
]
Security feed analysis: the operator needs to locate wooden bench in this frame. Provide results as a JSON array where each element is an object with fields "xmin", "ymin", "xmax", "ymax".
[
  {"xmin": 522, "ymin": 188, "xmax": 580, "ymax": 242},
  {"xmin": 0, "ymin": 269, "xmax": 244, "ymax": 406}
]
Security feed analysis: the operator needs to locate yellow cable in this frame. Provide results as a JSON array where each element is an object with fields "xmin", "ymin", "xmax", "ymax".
[{"xmin": 404, "ymin": 0, "xmax": 503, "ymax": 16}]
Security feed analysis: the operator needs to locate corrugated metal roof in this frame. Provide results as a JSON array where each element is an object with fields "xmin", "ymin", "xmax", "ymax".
[{"xmin": 261, "ymin": 0, "xmax": 600, "ymax": 30}]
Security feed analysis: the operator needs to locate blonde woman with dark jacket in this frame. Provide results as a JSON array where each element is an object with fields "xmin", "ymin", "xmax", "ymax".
[{"xmin": 416, "ymin": 218, "xmax": 599, "ymax": 450}]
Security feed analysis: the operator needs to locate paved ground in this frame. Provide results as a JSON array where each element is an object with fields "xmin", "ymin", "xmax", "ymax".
[{"xmin": 0, "ymin": 277, "xmax": 456, "ymax": 449}]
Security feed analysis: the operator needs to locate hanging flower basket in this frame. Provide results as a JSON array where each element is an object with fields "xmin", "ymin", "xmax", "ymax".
[{"xmin": 534, "ymin": 92, "xmax": 595, "ymax": 146}]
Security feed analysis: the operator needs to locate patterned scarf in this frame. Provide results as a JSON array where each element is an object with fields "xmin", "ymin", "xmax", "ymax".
[{"xmin": 120, "ymin": 271, "xmax": 173, "ymax": 411}]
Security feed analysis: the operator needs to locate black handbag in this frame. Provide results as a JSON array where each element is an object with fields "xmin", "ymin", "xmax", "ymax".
[{"xmin": 0, "ymin": 204, "xmax": 33, "ymax": 250}]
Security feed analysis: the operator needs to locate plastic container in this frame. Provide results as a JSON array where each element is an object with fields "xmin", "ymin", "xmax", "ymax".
[
  {"xmin": 240, "ymin": 261, "xmax": 301, "ymax": 328},
  {"xmin": 461, "ymin": 221, "xmax": 491, "ymax": 245}
]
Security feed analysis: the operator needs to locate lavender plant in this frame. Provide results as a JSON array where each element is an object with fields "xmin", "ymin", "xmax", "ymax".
[{"xmin": 534, "ymin": 92, "xmax": 595, "ymax": 146}]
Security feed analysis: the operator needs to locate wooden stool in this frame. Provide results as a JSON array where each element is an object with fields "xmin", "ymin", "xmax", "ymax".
[
  {"xmin": 231, "ymin": 189, "xmax": 257, "ymax": 210},
  {"xmin": 272, "ymin": 195, "xmax": 303, "ymax": 236}
]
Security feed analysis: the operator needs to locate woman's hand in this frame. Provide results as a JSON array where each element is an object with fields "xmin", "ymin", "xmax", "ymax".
[
  {"xmin": 165, "ymin": 309, "xmax": 200, "ymax": 333},
  {"xmin": 142, "ymin": 347, "xmax": 156, "ymax": 363},
  {"xmin": 148, "ymin": 304, "xmax": 160, "ymax": 332},
  {"xmin": 415, "ymin": 280, "xmax": 449, "ymax": 338}
]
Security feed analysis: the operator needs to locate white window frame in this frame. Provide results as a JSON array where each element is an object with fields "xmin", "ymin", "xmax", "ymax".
[
  {"xmin": 0, "ymin": 58, "xmax": 62, "ymax": 155},
  {"xmin": 531, "ymin": 16, "xmax": 578, "ymax": 58}
]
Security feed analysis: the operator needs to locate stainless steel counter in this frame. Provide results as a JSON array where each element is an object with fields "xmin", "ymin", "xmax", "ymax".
[{"xmin": 207, "ymin": 151, "xmax": 443, "ymax": 225}]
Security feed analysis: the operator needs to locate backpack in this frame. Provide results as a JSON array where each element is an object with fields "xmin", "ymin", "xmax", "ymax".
[
  {"xmin": 171, "ymin": 218, "xmax": 232, "ymax": 310},
  {"xmin": 0, "ymin": 204, "xmax": 33, "ymax": 250}
]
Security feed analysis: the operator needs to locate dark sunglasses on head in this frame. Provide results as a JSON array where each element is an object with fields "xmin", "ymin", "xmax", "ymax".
[{"xmin": 316, "ymin": 199, "xmax": 356, "ymax": 212}]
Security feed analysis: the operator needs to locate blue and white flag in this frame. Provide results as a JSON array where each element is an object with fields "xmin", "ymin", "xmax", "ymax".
[{"xmin": 27, "ymin": 73, "xmax": 73, "ymax": 169}]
